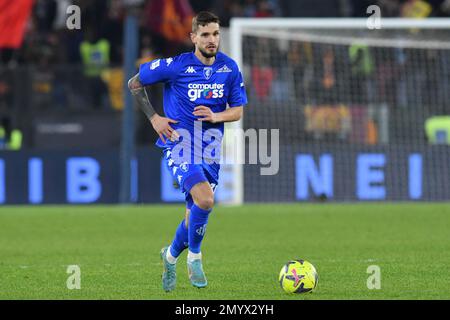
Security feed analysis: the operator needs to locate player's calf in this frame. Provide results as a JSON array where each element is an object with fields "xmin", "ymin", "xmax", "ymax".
[{"xmin": 186, "ymin": 182, "xmax": 214, "ymax": 287}]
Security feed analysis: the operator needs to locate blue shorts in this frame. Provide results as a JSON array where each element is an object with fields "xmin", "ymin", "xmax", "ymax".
[{"xmin": 163, "ymin": 148, "xmax": 219, "ymax": 209}]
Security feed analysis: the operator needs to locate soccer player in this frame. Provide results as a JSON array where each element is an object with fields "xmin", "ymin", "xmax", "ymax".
[{"xmin": 127, "ymin": 11, "xmax": 247, "ymax": 291}]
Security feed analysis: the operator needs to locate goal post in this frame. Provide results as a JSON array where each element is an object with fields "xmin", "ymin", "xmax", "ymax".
[{"xmin": 227, "ymin": 18, "xmax": 450, "ymax": 203}]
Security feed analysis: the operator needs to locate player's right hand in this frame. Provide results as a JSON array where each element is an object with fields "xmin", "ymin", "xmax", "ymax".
[{"xmin": 150, "ymin": 114, "xmax": 179, "ymax": 143}]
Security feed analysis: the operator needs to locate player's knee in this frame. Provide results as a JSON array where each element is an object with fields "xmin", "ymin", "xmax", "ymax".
[{"xmin": 196, "ymin": 196, "xmax": 214, "ymax": 210}]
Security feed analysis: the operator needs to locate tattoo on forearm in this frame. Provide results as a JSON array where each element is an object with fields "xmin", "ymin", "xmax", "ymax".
[{"xmin": 128, "ymin": 74, "xmax": 156, "ymax": 121}]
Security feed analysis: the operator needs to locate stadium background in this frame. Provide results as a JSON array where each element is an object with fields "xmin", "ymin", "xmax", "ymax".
[{"xmin": 0, "ymin": 0, "xmax": 449, "ymax": 204}]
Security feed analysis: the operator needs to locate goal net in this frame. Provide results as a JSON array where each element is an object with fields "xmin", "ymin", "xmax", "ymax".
[{"xmin": 228, "ymin": 18, "xmax": 450, "ymax": 203}]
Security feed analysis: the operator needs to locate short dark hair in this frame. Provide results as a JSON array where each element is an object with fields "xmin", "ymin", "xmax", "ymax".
[{"xmin": 192, "ymin": 11, "xmax": 220, "ymax": 33}]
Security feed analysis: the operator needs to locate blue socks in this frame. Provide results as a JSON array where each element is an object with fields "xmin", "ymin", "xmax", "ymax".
[
  {"xmin": 169, "ymin": 219, "xmax": 188, "ymax": 258},
  {"xmin": 188, "ymin": 204, "xmax": 212, "ymax": 254},
  {"xmin": 168, "ymin": 205, "xmax": 212, "ymax": 258}
]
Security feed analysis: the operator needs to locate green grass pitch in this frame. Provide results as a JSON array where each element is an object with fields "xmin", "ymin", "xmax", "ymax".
[{"xmin": 1, "ymin": 203, "xmax": 449, "ymax": 299}]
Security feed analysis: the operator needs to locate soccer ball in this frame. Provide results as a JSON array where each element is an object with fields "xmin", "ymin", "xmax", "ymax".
[{"xmin": 279, "ymin": 259, "xmax": 318, "ymax": 294}]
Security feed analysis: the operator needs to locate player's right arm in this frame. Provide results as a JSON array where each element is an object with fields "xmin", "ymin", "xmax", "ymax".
[{"xmin": 127, "ymin": 74, "xmax": 178, "ymax": 143}]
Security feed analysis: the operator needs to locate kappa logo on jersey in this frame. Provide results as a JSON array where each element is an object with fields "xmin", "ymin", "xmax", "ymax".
[
  {"xmin": 166, "ymin": 57, "xmax": 173, "ymax": 66},
  {"xmin": 185, "ymin": 66, "xmax": 196, "ymax": 74},
  {"xmin": 203, "ymin": 67, "xmax": 213, "ymax": 80},
  {"xmin": 150, "ymin": 59, "xmax": 160, "ymax": 70},
  {"xmin": 217, "ymin": 64, "xmax": 232, "ymax": 73},
  {"xmin": 187, "ymin": 83, "xmax": 225, "ymax": 102}
]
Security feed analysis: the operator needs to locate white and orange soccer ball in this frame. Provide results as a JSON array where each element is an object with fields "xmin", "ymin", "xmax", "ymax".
[{"xmin": 279, "ymin": 259, "xmax": 318, "ymax": 294}]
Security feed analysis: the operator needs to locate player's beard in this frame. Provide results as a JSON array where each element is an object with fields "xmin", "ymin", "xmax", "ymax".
[{"xmin": 199, "ymin": 45, "xmax": 218, "ymax": 58}]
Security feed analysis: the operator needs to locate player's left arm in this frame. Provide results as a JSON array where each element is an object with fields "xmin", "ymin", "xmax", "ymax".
[{"xmin": 193, "ymin": 105, "xmax": 243, "ymax": 123}]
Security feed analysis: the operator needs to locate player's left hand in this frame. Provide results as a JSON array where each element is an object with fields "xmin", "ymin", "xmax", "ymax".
[{"xmin": 193, "ymin": 105, "xmax": 218, "ymax": 123}]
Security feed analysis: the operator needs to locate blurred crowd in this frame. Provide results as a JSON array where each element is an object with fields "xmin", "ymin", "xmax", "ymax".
[
  {"xmin": 244, "ymin": 36, "xmax": 450, "ymax": 142},
  {"xmin": 1, "ymin": 0, "xmax": 449, "ymax": 66},
  {"xmin": 1, "ymin": 0, "xmax": 284, "ymax": 67},
  {"xmin": 0, "ymin": 0, "xmax": 449, "ymax": 149}
]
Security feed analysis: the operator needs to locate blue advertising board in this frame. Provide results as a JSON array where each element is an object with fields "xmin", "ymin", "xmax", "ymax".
[
  {"xmin": 0, "ymin": 145, "xmax": 449, "ymax": 204},
  {"xmin": 244, "ymin": 144, "xmax": 450, "ymax": 202},
  {"xmin": 0, "ymin": 148, "xmax": 235, "ymax": 204}
]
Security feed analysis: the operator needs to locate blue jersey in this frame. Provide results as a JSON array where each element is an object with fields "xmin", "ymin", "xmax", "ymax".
[{"xmin": 139, "ymin": 52, "xmax": 247, "ymax": 163}]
